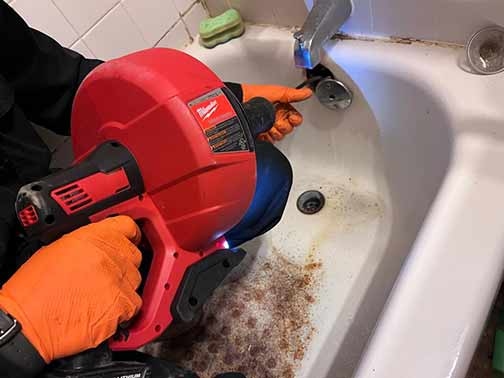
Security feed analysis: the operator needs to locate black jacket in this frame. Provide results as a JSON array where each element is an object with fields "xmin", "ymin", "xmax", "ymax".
[
  {"xmin": 0, "ymin": 2, "xmax": 103, "ymax": 280},
  {"xmin": 0, "ymin": 2, "xmax": 247, "ymax": 281}
]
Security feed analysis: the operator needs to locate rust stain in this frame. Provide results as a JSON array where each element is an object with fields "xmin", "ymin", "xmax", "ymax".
[
  {"xmin": 305, "ymin": 262, "xmax": 322, "ymax": 271},
  {"xmin": 299, "ymin": 182, "xmax": 384, "ymax": 265},
  {"xmin": 332, "ymin": 32, "xmax": 463, "ymax": 49},
  {"xmin": 144, "ymin": 249, "xmax": 323, "ymax": 377}
]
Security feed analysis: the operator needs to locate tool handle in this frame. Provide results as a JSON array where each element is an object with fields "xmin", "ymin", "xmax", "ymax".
[
  {"xmin": 15, "ymin": 142, "xmax": 144, "ymax": 244},
  {"xmin": 242, "ymin": 97, "xmax": 276, "ymax": 137},
  {"xmin": 88, "ymin": 194, "xmax": 244, "ymax": 351},
  {"xmin": 15, "ymin": 141, "xmax": 247, "ymax": 352}
]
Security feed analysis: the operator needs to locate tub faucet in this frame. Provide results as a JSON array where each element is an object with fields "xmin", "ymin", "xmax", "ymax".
[{"xmin": 294, "ymin": 0, "xmax": 353, "ymax": 69}]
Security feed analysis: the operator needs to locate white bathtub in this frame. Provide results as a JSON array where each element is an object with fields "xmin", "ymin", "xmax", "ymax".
[{"xmin": 141, "ymin": 26, "xmax": 504, "ymax": 378}]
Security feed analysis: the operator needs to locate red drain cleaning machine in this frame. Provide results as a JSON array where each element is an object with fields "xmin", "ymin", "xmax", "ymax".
[{"xmin": 15, "ymin": 48, "xmax": 274, "ymax": 374}]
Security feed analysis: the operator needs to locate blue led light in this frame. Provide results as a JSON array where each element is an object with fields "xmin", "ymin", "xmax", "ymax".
[{"xmin": 294, "ymin": 45, "xmax": 314, "ymax": 69}]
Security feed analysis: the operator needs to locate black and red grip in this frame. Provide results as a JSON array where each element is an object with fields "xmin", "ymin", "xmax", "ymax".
[{"xmin": 15, "ymin": 141, "xmax": 144, "ymax": 244}]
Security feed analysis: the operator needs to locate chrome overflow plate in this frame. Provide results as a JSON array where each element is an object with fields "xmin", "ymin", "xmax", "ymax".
[
  {"xmin": 298, "ymin": 64, "xmax": 353, "ymax": 111},
  {"xmin": 315, "ymin": 78, "xmax": 353, "ymax": 110}
]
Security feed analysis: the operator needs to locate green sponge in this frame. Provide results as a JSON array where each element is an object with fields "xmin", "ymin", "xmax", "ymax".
[{"xmin": 199, "ymin": 9, "xmax": 245, "ymax": 48}]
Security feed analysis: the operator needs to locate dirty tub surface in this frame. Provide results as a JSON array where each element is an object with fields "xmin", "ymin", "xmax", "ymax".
[{"xmin": 144, "ymin": 26, "xmax": 504, "ymax": 378}]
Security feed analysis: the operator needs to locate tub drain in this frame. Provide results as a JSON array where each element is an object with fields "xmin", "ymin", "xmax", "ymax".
[{"xmin": 297, "ymin": 190, "xmax": 325, "ymax": 215}]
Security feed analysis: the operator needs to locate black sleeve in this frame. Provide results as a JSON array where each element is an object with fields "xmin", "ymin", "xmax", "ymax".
[
  {"xmin": 224, "ymin": 82, "xmax": 243, "ymax": 102},
  {"xmin": 0, "ymin": 185, "xmax": 17, "ymax": 279},
  {"xmin": 0, "ymin": 311, "xmax": 46, "ymax": 378},
  {"xmin": 0, "ymin": 2, "xmax": 103, "ymax": 135},
  {"xmin": 0, "ymin": 104, "xmax": 52, "ymax": 281}
]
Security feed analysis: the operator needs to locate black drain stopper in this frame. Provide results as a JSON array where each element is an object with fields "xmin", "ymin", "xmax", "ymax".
[{"xmin": 297, "ymin": 190, "xmax": 325, "ymax": 215}]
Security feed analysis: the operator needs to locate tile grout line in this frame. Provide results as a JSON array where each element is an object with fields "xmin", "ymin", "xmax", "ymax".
[
  {"xmin": 68, "ymin": 38, "xmax": 96, "ymax": 59},
  {"xmin": 200, "ymin": 0, "xmax": 210, "ymax": 17},
  {"xmin": 49, "ymin": 0, "xmax": 80, "ymax": 46},
  {"xmin": 153, "ymin": 17, "xmax": 187, "ymax": 46},
  {"xmin": 52, "ymin": 0, "xmax": 121, "ymax": 40},
  {"xmin": 80, "ymin": 40, "xmax": 94, "ymax": 56},
  {"xmin": 76, "ymin": 2, "xmax": 123, "ymax": 58},
  {"xmin": 177, "ymin": 1, "xmax": 203, "ymax": 43},
  {"xmin": 180, "ymin": 0, "xmax": 202, "ymax": 17},
  {"xmin": 145, "ymin": 0, "xmax": 203, "ymax": 48},
  {"xmin": 51, "ymin": 0, "xmax": 205, "ymax": 55},
  {"xmin": 120, "ymin": 0, "xmax": 150, "ymax": 46},
  {"xmin": 200, "ymin": 0, "xmax": 209, "ymax": 13},
  {"xmin": 200, "ymin": 0, "xmax": 231, "ymax": 17},
  {"xmin": 78, "ymin": 1, "xmax": 121, "ymax": 40},
  {"xmin": 152, "ymin": 0, "xmax": 199, "ymax": 47},
  {"xmin": 179, "ymin": 17, "xmax": 194, "ymax": 44}
]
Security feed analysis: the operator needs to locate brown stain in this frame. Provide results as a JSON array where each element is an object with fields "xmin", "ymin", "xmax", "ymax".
[
  {"xmin": 144, "ymin": 250, "xmax": 322, "ymax": 377},
  {"xmin": 246, "ymin": 317, "xmax": 257, "ymax": 328},
  {"xmin": 296, "ymin": 181, "xmax": 384, "ymax": 268},
  {"xmin": 305, "ymin": 262, "xmax": 322, "ymax": 271},
  {"xmin": 333, "ymin": 32, "xmax": 463, "ymax": 50}
]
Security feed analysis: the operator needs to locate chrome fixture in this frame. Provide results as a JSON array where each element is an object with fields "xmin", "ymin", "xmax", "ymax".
[
  {"xmin": 466, "ymin": 26, "xmax": 504, "ymax": 75},
  {"xmin": 294, "ymin": 0, "xmax": 353, "ymax": 69}
]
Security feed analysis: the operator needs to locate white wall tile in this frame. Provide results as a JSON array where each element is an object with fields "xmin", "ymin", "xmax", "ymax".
[
  {"xmin": 204, "ymin": 0, "xmax": 502, "ymax": 45},
  {"xmin": 83, "ymin": 4, "xmax": 148, "ymax": 60},
  {"xmin": 10, "ymin": 0, "xmax": 504, "ymax": 57},
  {"xmin": 301, "ymin": 0, "xmax": 372, "ymax": 36},
  {"xmin": 368, "ymin": 0, "xmax": 504, "ymax": 44},
  {"xmin": 340, "ymin": 0, "xmax": 372, "ymax": 36},
  {"xmin": 156, "ymin": 19, "xmax": 191, "ymax": 49},
  {"xmin": 122, "ymin": 0, "xmax": 180, "ymax": 46},
  {"xmin": 11, "ymin": 0, "xmax": 78, "ymax": 46},
  {"xmin": 53, "ymin": 0, "xmax": 119, "ymax": 35},
  {"xmin": 340, "ymin": 0, "xmax": 504, "ymax": 44},
  {"xmin": 228, "ymin": 0, "xmax": 275, "ymax": 24},
  {"xmin": 183, "ymin": 2, "xmax": 207, "ymax": 38},
  {"xmin": 204, "ymin": 0, "xmax": 229, "ymax": 17},
  {"xmin": 69, "ymin": 39, "xmax": 95, "ymax": 58},
  {"xmin": 173, "ymin": 0, "xmax": 194, "ymax": 14},
  {"xmin": 371, "ymin": 0, "xmax": 441, "ymax": 41},
  {"xmin": 433, "ymin": 1, "xmax": 493, "ymax": 44},
  {"xmin": 272, "ymin": 0, "xmax": 307, "ymax": 27}
]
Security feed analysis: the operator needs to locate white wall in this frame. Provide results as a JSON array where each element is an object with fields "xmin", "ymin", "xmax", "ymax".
[
  {"xmin": 204, "ymin": 0, "xmax": 504, "ymax": 45},
  {"xmin": 9, "ymin": 0, "xmax": 502, "ymax": 54},
  {"xmin": 5, "ymin": 0, "xmax": 208, "ymax": 60}
]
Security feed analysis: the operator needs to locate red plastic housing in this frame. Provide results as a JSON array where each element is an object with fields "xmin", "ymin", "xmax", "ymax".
[
  {"xmin": 71, "ymin": 48, "xmax": 256, "ymax": 350},
  {"xmin": 51, "ymin": 168, "xmax": 130, "ymax": 215},
  {"xmin": 18, "ymin": 205, "xmax": 39, "ymax": 227}
]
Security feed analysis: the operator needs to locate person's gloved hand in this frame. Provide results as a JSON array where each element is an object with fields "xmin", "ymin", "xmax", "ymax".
[
  {"xmin": 242, "ymin": 84, "xmax": 312, "ymax": 142},
  {"xmin": 0, "ymin": 216, "xmax": 142, "ymax": 364}
]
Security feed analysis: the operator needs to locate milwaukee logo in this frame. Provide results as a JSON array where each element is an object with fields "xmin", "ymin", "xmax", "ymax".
[
  {"xmin": 197, "ymin": 100, "xmax": 218, "ymax": 120},
  {"xmin": 114, "ymin": 373, "xmax": 142, "ymax": 378}
]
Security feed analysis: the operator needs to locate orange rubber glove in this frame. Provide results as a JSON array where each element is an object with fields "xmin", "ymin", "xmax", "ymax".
[
  {"xmin": 242, "ymin": 84, "xmax": 313, "ymax": 142},
  {"xmin": 0, "ymin": 216, "xmax": 142, "ymax": 363}
]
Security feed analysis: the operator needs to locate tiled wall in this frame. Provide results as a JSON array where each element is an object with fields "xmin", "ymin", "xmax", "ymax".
[
  {"xmin": 204, "ymin": 0, "xmax": 504, "ymax": 45},
  {"xmin": 8, "ymin": 0, "xmax": 502, "ymax": 55},
  {"xmin": 204, "ymin": 0, "xmax": 308, "ymax": 27},
  {"xmin": 5, "ymin": 0, "xmax": 209, "ymax": 60}
]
